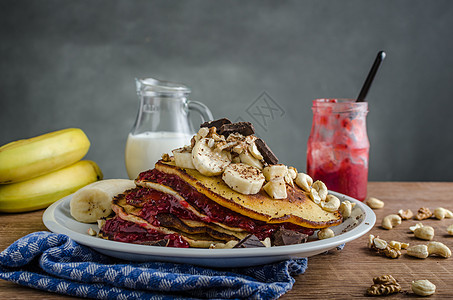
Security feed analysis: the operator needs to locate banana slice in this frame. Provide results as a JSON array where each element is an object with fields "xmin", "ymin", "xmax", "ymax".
[
  {"xmin": 222, "ymin": 163, "xmax": 265, "ymax": 195},
  {"xmin": 70, "ymin": 179, "xmax": 135, "ymax": 223},
  {"xmin": 173, "ymin": 148, "xmax": 195, "ymax": 169},
  {"xmin": 192, "ymin": 138, "xmax": 231, "ymax": 176},
  {"xmin": 239, "ymin": 151, "xmax": 263, "ymax": 170}
]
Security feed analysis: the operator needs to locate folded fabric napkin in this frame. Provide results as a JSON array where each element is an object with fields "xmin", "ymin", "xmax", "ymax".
[{"xmin": 0, "ymin": 231, "xmax": 309, "ymax": 300}]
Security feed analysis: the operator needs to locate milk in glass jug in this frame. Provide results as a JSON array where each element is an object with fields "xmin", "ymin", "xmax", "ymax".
[{"xmin": 125, "ymin": 78, "xmax": 213, "ymax": 179}]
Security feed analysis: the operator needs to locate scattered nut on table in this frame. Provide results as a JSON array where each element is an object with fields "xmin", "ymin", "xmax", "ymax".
[
  {"xmin": 415, "ymin": 207, "xmax": 433, "ymax": 220},
  {"xmin": 407, "ymin": 241, "xmax": 451, "ymax": 259},
  {"xmin": 366, "ymin": 197, "xmax": 384, "ymax": 209},
  {"xmin": 389, "ymin": 240, "xmax": 409, "ymax": 250},
  {"xmin": 409, "ymin": 222, "xmax": 424, "ymax": 232},
  {"xmin": 447, "ymin": 224, "xmax": 453, "ymax": 235},
  {"xmin": 366, "ymin": 275, "xmax": 401, "ymax": 296},
  {"xmin": 411, "ymin": 279, "xmax": 436, "ymax": 296},
  {"xmin": 368, "ymin": 235, "xmax": 402, "ymax": 259},
  {"xmin": 427, "ymin": 241, "xmax": 451, "ymax": 258},
  {"xmin": 398, "ymin": 209, "xmax": 414, "ymax": 220},
  {"xmin": 407, "ymin": 244, "xmax": 430, "ymax": 259},
  {"xmin": 433, "ymin": 207, "xmax": 453, "ymax": 220},
  {"xmin": 382, "ymin": 214, "xmax": 402, "ymax": 230},
  {"xmin": 414, "ymin": 226, "xmax": 435, "ymax": 241}
]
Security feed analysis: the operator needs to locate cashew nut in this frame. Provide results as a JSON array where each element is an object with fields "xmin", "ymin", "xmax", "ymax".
[
  {"xmin": 295, "ymin": 173, "xmax": 313, "ymax": 192},
  {"xmin": 312, "ymin": 180, "xmax": 328, "ymax": 201},
  {"xmin": 339, "ymin": 200, "xmax": 354, "ymax": 219},
  {"xmin": 309, "ymin": 188, "xmax": 322, "ymax": 204},
  {"xmin": 287, "ymin": 167, "xmax": 297, "ymax": 179},
  {"xmin": 433, "ymin": 207, "xmax": 453, "ymax": 220},
  {"xmin": 196, "ymin": 127, "xmax": 210, "ymax": 141},
  {"xmin": 409, "ymin": 222, "xmax": 424, "ymax": 233},
  {"xmin": 317, "ymin": 228, "xmax": 335, "ymax": 240},
  {"xmin": 321, "ymin": 194, "xmax": 341, "ymax": 212},
  {"xmin": 381, "ymin": 214, "xmax": 402, "ymax": 230},
  {"xmin": 398, "ymin": 208, "xmax": 414, "ymax": 220},
  {"xmin": 427, "ymin": 241, "xmax": 451, "ymax": 258},
  {"xmin": 411, "ymin": 280, "xmax": 436, "ymax": 296},
  {"xmin": 447, "ymin": 224, "xmax": 453, "ymax": 236},
  {"xmin": 407, "ymin": 244, "xmax": 429, "ymax": 259},
  {"xmin": 366, "ymin": 197, "xmax": 384, "ymax": 209},
  {"xmin": 414, "ymin": 226, "xmax": 434, "ymax": 241}
]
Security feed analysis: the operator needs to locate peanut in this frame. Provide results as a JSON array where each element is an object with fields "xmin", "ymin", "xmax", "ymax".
[{"xmin": 389, "ymin": 241, "xmax": 409, "ymax": 250}]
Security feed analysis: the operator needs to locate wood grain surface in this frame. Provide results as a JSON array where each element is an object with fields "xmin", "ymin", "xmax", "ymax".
[{"xmin": 1, "ymin": 182, "xmax": 452, "ymax": 299}]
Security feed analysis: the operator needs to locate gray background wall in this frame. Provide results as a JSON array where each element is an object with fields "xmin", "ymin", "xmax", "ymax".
[{"xmin": 1, "ymin": 0, "xmax": 452, "ymax": 181}]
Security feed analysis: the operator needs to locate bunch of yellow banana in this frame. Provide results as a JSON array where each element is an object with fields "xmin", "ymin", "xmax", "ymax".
[{"xmin": 0, "ymin": 128, "xmax": 103, "ymax": 213}]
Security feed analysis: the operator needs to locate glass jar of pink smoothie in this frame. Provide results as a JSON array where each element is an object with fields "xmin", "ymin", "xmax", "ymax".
[{"xmin": 306, "ymin": 99, "xmax": 369, "ymax": 201}]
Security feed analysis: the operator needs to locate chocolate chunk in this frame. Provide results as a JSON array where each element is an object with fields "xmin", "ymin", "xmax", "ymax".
[
  {"xmin": 219, "ymin": 122, "xmax": 255, "ymax": 137},
  {"xmin": 255, "ymin": 138, "xmax": 278, "ymax": 165},
  {"xmin": 272, "ymin": 228, "xmax": 308, "ymax": 246},
  {"xmin": 200, "ymin": 118, "xmax": 232, "ymax": 131},
  {"xmin": 233, "ymin": 234, "xmax": 265, "ymax": 248},
  {"xmin": 139, "ymin": 239, "xmax": 169, "ymax": 247}
]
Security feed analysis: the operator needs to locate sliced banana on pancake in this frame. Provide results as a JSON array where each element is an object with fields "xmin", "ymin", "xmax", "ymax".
[
  {"xmin": 192, "ymin": 137, "xmax": 231, "ymax": 176},
  {"xmin": 222, "ymin": 163, "xmax": 265, "ymax": 195},
  {"xmin": 172, "ymin": 147, "xmax": 195, "ymax": 169},
  {"xmin": 70, "ymin": 179, "xmax": 135, "ymax": 223},
  {"xmin": 239, "ymin": 151, "xmax": 263, "ymax": 170}
]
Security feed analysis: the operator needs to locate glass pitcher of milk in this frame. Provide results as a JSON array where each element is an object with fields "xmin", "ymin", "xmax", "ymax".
[{"xmin": 125, "ymin": 77, "xmax": 213, "ymax": 179}]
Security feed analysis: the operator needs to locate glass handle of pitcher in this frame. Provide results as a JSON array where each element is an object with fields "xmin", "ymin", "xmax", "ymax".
[{"xmin": 187, "ymin": 101, "xmax": 213, "ymax": 123}]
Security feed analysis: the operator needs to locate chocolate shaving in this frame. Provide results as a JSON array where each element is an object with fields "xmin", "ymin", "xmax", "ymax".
[
  {"xmin": 255, "ymin": 138, "xmax": 278, "ymax": 165},
  {"xmin": 200, "ymin": 118, "xmax": 232, "ymax": 131},
  {"xmin": 233, "ymin": 234, "xmax": 265, "ymax": 248},
  {"xmin": 272, "ymin": 228, "xmax": 308, "ymax": 246},
  {"xmin": 219, "ymin": 122, "xmax": 255, "ymax": 137}
]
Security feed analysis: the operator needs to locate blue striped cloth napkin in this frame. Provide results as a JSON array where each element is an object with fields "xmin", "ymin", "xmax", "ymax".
[{"xmin": 0, "ymin": 231, "xmax": 309, "ymax": 299}]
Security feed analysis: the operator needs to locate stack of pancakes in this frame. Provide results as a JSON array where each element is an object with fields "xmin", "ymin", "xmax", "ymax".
[{"xmin": 99, "ymin": 161, "xmax": 342, "ymax": 248}]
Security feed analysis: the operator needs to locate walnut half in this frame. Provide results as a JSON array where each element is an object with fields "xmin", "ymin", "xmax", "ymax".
[{"xmin": 366, "ymin": 275, "xmax": 402, "ymax": 296}]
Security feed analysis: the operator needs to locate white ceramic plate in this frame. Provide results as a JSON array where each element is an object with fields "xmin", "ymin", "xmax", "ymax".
[{"xmin": 43, "ymin": 191, "xmax": 375, "ymax": 267}]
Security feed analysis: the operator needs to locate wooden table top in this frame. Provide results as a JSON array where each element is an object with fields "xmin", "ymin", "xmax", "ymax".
[{"xmin": 1, "ymin": 182, "xmax": 452, "ymax": 299}]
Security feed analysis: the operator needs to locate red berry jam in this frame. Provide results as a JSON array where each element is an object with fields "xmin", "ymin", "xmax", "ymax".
[
  {"xmin": 101, "ymin": 216, "xmax": 189, "ymax": 248},
  {"xmin": 137, "ymin": 169, "xmax": 314, "ymax": 239}
]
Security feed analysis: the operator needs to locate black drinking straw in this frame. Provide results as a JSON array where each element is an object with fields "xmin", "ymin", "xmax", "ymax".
[{"xmin": 356, "ymin": 51, "xmax": 386, "ymax": 102}]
